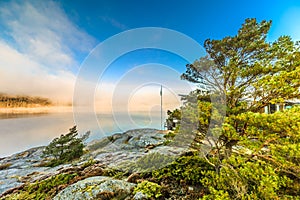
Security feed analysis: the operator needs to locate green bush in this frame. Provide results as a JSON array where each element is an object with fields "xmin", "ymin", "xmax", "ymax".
[
  {"xmin": 163, "ymin": 131, "xmax": 176, "ymax": 139},
  {"xmin": 134, "ymin": 181, "xmax": 162, "ymax": 198},
  {"xmin": 81, "ymin": 159, "xmax": 96, "ymax": 168},
  {"xmin": 4, "ymin": 173, "xmax": 78, "ymax": 199},
  {"xmin": 200, "ymin": 155, "xmax": 295, "ymax": 199},
  {"xmin": 153, "ymin": 152, "xmax": 214, "ymax": 185},
  {"xmin": 42, "ymin": 126, "xmax": 89, "ymax": 167}
]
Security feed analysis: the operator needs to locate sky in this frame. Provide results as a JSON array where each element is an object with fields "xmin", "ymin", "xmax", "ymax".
[{"xmin": 0, "ymin": 0, "xmax": 300, "ymax": 112}]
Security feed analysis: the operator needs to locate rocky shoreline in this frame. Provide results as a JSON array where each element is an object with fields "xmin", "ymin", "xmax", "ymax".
[{"xmin": 0, "ymin": 128, "xmax": 190, "ymax": 199}]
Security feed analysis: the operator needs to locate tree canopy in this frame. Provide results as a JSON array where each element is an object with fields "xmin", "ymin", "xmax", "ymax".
[
  {"xmin": 181, "ymin": 18, "xmax": 300, "ymax": 115},
  {"xmin": 179, "ymin": 18, "xmax": 300, "ymax": 153},
  {"xmin": 174, "ymin": 18, "xmax": 300, "ymax": 199}
]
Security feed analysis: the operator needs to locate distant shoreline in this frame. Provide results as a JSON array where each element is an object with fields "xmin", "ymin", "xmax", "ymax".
[{"xmin": 0, "ymin": 106, "xmax": 73, "ymax": 114}]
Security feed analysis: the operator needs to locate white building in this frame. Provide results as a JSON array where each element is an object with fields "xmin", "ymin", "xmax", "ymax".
[{"xmin": 263, "ymin": 100, "xmax": 300, "ymax": 114}]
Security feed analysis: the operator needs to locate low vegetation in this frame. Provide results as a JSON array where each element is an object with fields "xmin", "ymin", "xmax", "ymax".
[
  {"xmin": 119, "ymin": 152, "xmax": 175, "ymax": 173},
  {"xmin": 0, "ymin": 162, "xmax": 12, "ymax": 170},
  {"xmin": 42, "ymin": 126, "xmax": 90, "ymax": 167},
  {"xmin": 0, "ymin": 94, "xmax": 52, "ymax": 108},
  {"xmin": 3, "ymin": 173, "xmax": 78, "ymax": 200},
  {"xmin": 134, "ymin": 180, "xmax": 163, "ymax": 198}
]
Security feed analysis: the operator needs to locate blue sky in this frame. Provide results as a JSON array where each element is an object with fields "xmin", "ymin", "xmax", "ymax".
[
  {"xmin": 58, "ymin": 0, "xmax": 300, "ymax": 41},
  {"xmin": 0, "ymin": 0, "xmax": 299, "ymax": 109}
]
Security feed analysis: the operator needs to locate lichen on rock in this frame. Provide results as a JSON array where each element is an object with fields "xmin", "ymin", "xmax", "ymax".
[{"xmin": 53, "ymin": 176, "xmax": 136, "ymax": 200}]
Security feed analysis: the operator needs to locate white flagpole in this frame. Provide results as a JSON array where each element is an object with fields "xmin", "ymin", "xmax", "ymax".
[{"xmin": 160, "ymin": 85, "xmax": 162, "ymax": 130}]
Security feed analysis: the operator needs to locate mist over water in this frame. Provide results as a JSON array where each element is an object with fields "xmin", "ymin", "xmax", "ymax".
[{"xmin": 0, "ymin": 111, "xmax": 164, "ymax": 158}]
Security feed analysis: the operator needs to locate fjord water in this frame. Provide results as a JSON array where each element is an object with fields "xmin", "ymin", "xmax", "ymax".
[{"xmin": 0, "ymin": 111, "xmax": 162, "ymax": 158}]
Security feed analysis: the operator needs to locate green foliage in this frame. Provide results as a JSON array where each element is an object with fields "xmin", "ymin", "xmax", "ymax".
[
  {"xmin": 153, "ymin": 152, "xmax": 214, "ymax": 185},
  {"xmin": 201, "ymin": 156, "xmax": 284, "ymax": 199},
  {"xmin": 120, "ymin": 152, "xmax": 175, "ymax": 173},
  {"xmin": 3, "ymin": 173, "xmax": 77, "ymax": 200},
  {"xmin": 176, "ymin": 18, "xmax": 300, "ymax": 198},
  {"xmin": 81, "ymin": 159, "xmax": 96, "ymax": 168},
  {"xmin": 42, "ymin": 126, "xmax": 89, "ymax": 167},
  {"xmin": 202, "ymin": 187, "xmax": 230, "ymax": 200},
  {"xmin": 193, "ymin": 107, "xmax": 300, "ymax": 199},
  {"xmin": 162, "ymin": 139, "xmax": 172, "ymax": 146},
  {"xmin": 101, "ymin": 168, "xmax": 127, "ymax": 179},
  {"xmin": 163, "ymin": 131, "xmax": 176, "ymax": 139},
  {"xmin": 166, "ymin": 108, "xmax": 181, "ymax": 130},
  {"xmin": 162, "ymin": 131, "xmax": 176, "ymax": 145},
  {"xmin": 134, "ymin": 181, "xmax": 162, "ymax": 198},
  {"xmin": 99, "ymin": 167, "xmax": 128, "ymax": 179},
  {"xmin": 181, "ymin": 18, "xmax": 300, "ymax": 115}
]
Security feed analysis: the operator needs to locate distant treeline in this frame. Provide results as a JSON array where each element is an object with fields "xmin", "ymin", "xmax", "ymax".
[{"xmin": 0, "ymin": 94, "xmax": 52, "ymax": 108}]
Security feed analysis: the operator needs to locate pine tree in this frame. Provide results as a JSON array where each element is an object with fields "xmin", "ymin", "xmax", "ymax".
[{"xmin": 43, "ymin": 126, "xmax": 90, "ymax": 166}]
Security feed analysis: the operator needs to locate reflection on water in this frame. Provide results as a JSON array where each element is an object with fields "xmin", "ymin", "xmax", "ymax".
[
  {"xmin": 0, "ymin": 111, "xmax": 163, "ymax": 157},
  {"xmin": 0, "ymin": 113, "xmax": 49, "ymax": 119}
]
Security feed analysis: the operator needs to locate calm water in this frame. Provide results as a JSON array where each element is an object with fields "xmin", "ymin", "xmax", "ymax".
[{"xmin": 0, "ymin": 111, "xmax": 163, "ymax": 157}]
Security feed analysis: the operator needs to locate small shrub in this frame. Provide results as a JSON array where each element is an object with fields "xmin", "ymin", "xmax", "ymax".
[
  {"xmin": 82, "ymin": 159, "xmax": 96, "ymax": 168},
  {"xmin": 102, "ymin": 168, "xmax": 127, "ymax": 178},
  {"xmin": 0, "ymin": 162, "xmax": 11, "ymax": 170},
  {"xmin": 152, "ymin": 152, "xmax": 214, "ymax": 185},
  {"xmin": 42, "ymin": 126, "xmax": 89, "ymax": 167},
  {"xmin": 134, "ymin": 180, "xmax": 162, "ymax": 198},
  {"xmin": 163, "ymin": 131, "xmax": 176, "ymax": 139},
  {"xmin": 162, "ymin": 140, "xmax": 172, "ymax": 145}
]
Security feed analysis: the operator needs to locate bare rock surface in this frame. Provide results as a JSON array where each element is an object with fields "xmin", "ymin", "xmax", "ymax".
[
  {"xmin": 53, "ymin": 176, "xmax": 135, "ymax": 200},
  {"xmin": 88, "ymin": 128, "xmax": 185, "ymax": 169},
  {"xmin": 0, "ymin": 128, "xmax": 186, "ymax": 198},
  {"xmin": 0, "ymin": 147, "xmax": 68, "ymax": 194}
]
